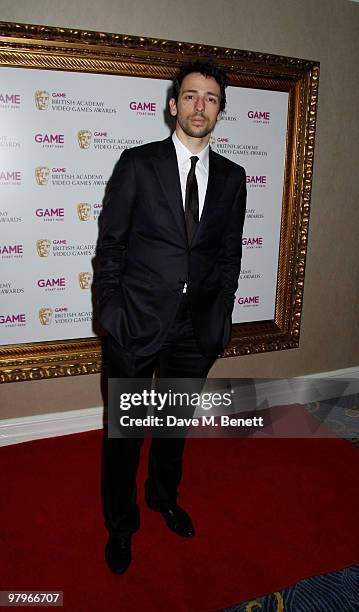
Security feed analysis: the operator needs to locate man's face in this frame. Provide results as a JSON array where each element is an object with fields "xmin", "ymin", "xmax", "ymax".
[{"xmin": 169, "ymin": 72, "xmax": 222, "ymax": 139}]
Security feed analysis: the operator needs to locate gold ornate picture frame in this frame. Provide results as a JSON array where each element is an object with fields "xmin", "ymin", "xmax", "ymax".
[{"xmin": 0, "ymin": 21, "xmax": 319, "ymax": 383}]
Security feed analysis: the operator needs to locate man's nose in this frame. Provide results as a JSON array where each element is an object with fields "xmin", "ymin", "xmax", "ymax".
[{"xmin": 195, "ymin": 96, "xmax": 205, "ymax": 111}]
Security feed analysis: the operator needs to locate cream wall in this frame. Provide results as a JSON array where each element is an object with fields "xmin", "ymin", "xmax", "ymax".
[{"xmin": 0, "ymin": 0, "xmax": 358, "ymax": 417}]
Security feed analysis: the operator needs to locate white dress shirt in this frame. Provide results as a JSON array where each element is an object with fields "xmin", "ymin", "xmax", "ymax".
[
  {"xmin": 172, "ymin": 132, "xmax": 210, "ymax": 293},
  {"xmin": 172, "ymin": 131, "xmax": 209, "ymax": 220}
]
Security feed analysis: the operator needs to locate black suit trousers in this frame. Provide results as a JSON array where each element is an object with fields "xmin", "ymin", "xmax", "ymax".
[{"xmin": 102, "ymin": 296, "xmax": 216, "ymax": 537}]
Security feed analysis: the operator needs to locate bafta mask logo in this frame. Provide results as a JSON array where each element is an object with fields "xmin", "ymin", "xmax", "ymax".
[
  {"xmin": 77, "ymin": 203, "xmax": 91, "ymax": 221},
  {"xmin": 78, "ymin": 272, "xmax": 92, "ymax": 290},
  {"xmin": 35, "ymin": 166, "xmax": 50, "ymax": 186},
  {"xmin": 39, "ymin": 307, "xmax": 53, "ymax": 325},
  {"xmin": 77, "ymin": 130, "xmax": 92, "ymax": 149},
  {"xmin": 34, "ymin": 90, "xmax": 50, "ymax": 111},
  {"xmin": 36, "ymin": 239, "xmax": 51, "ymax": 258},
  {"xmin": 209, "ymin": 135, "xmax": 216, "ymax": 147}
]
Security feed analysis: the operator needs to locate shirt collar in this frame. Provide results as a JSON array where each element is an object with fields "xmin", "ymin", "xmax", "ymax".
[{"xmin": 172, "ymin": 131, "xmax": 209, "ymax": 172}]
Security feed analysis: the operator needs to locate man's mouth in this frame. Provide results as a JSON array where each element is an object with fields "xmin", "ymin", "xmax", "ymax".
[{"xmin": 192, "ymin": 115, "xmax": 206, "ymax": 124}]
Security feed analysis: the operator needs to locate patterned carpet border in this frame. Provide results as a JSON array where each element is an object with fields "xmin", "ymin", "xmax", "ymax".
[
  {"xmin": 218, "ymin": 563, "xmax": 359, "ymax": 612},
  {"xmin": 305, "ymin": 393, "xmax": 359, "ymax": 447}
]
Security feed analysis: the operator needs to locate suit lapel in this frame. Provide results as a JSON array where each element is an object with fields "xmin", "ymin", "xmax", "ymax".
[
  {"xmin": 151, "ymin": 137, "xmax": 187, "ymax": 241},
  {"xmin": 190, "ymin": 148, "xmax": 229, "ymax": 246},
  {"xmin": 151, "ymin": 139, "xmax": 230, "ymax": 247}
]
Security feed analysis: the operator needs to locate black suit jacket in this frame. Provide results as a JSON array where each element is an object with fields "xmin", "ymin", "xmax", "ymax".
[{"xmin": 94, "ymin": 136, "xmax": 246, "ymax": 357}]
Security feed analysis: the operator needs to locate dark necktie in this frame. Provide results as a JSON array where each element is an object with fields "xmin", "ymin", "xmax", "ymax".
[{"xmin": 184, "ymin": 156, "xmax": 199, "ymax": 242}]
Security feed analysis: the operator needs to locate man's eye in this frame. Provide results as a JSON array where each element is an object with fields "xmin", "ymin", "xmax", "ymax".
[{"xmin": 184, "ymin": 94, "xmax": 193, "ymax": 100}]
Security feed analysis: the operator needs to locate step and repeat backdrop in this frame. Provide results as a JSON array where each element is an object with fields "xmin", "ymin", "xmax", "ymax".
[{"xmin": 0, "ymin": 66, "xmax": 288, "ymax": 345}]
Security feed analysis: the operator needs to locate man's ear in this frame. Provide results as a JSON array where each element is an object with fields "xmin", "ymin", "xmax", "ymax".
[
  {"xmin": 169, "ymin": 98, "xmax": 177, "ymax": 117},
  {"xmin": 216, "ymin": 111, "xmax": 222, "ymax": 122}
]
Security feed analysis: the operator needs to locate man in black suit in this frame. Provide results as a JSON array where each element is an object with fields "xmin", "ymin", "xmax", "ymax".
[{"xmin": 94, "ymin": 61, "xmax": 246, "ymax": 574}]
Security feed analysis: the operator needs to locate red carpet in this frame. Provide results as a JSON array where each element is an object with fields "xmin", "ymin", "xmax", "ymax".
[{"xmin": 1, "ymin": 427, "xmax": 359, "ymax": 611}]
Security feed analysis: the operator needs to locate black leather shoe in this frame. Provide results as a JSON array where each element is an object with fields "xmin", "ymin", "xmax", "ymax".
[
  {"xmin": 148, "ymin": 504, "xmax": 195, "ymax": 537},
  {"xmin": 105, "ymin": 535, "xmax": 132, "ymax": 574}
]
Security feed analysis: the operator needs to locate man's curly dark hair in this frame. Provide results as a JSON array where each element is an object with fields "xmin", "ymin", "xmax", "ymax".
[{"xmin": 172, "ymin": 61, "xmax": 227, "ymax": 111}]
